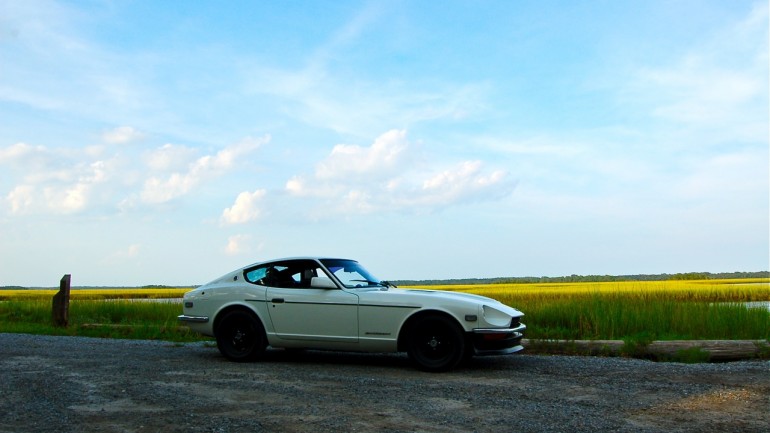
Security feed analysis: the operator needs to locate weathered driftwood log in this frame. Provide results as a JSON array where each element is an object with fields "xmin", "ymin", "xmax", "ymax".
[
  {"xmin": 523, "ymin": 339, "xmax": 769, "ymax": 361},
  {"xmin": 646, "ymin": 340, "xmax": 769, "ymax": 361},
  {"xmin": 52, "ymin": 274, "xmax": 71, "ymax": 327}
]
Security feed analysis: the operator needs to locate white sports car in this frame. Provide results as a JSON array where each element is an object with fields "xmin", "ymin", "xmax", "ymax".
[{"xmin": 179, "ymin": 257, "xmax": 526, "ymax": 371}]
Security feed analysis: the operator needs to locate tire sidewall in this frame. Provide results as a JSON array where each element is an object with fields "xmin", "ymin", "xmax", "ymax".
[
  {"xmin": 215, "ymin": 309, "xmax": 266, "ymax": 362},
  {"xmin": 406, "ymin": 315, "xmax": 466, "ymax": 372}
]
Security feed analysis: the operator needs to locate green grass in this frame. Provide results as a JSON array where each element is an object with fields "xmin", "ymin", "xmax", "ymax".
[
  {"xmin": 515, "ymin": 297, "xmax": 769, "ymax": 340},
  {"xmin": 1, "ymin": 280, "xmax": 768, "ymax": 347},
  {"xmin": 0, "ymin": 300, "xmax": 209, "ymax": 342},
  {"xmin": 416, "ymin": 279, "xmax": 770, "ymax": 341}
]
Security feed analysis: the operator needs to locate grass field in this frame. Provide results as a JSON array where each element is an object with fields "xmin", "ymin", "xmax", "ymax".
[
  {"xmin": 0, "ymin": 287, "xmax": 199, "ymax": 341},
  {"xmin": 1, "ymin": 279, "xmax": 768, "ymax": 345},
  {"xmin": 409, "ymin": 279, "xmax": 770, "ymax": 341},
  {"xmin": 0, "ymin": 287, "xmax": 190, "ymax": 301}
]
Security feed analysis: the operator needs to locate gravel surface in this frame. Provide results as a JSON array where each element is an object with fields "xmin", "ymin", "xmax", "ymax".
[{"xmin": 1, "ymin": 333, "xmax": 768, "ymax": 433}]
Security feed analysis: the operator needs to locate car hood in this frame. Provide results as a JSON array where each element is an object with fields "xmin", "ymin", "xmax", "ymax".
[{"xmin": 358, "ymin": 287, "xmax": 523, "ymax": 316}]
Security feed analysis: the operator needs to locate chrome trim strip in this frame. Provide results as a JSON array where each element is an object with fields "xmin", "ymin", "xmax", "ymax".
[
  {"xmin": 273, "ymin": 301, "xmax": 358, "ymax": 307},
  {"xmin": 245, "ymin": 299, "xmax": 419, "ymax": 309},
  {"xmin": 177, "ymin": 314, "xmax": 209, "ymax": 323},
  {"xmin": 359, "ymin": 304, "xmax": 420, "ymax": 309}
]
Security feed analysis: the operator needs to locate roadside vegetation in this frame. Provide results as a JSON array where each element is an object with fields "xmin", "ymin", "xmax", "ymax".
[
  {"xmin": 412, "ymin": 279, "xmax": 770, "ymax": 341},
  {"xmin": 0, "ymin": 288, "xmax": 202, "ymax": 342},
  {"xmin": 1, "ymin": 279, "xmax": 768, "ymax": 349},
  {"xmin": 0, "ymin": 287, "xmax": 189, "ymax": 301}
]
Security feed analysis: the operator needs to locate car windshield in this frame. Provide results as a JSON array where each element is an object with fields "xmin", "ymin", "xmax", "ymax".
[{"xmin": 319, "ymin": 259, "xmax": 387, "ymax": 289}]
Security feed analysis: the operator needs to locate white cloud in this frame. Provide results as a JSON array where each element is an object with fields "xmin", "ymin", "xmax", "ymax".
[
  {"xmin": 221, "ymin": 190, "xmax": 267, "ymax": 225},
  {"xmin": 125, "ymin": 244, "xmax": 141, "ymax": 258},
  {"xmin": 140, "ymin": 174, "xmax": 191, "ymax": 205},
  {"xmin": 316, "ymin": 129, "xmax": 410, "ymax": 180},
  {"xmin": 0, "ymin": 134, "xmax": 269, "ymax": 216},
  {"xmin": 3, "ymin": 155, "xmax": 109, "ymax": 215},
  {"xmin": 6, "ymin": 185, "xmax": 35, "ymax": 214},
  {"xmin": 141, "ymin": 135, "xmax": 269, "ymax": 204},
  {"xmin": 285, "ymin": 176, "xmax": 306, "ymax": 196},
  {"xmin": 45, "ymin": 182, "xmax": 89, "ymax": 214},
  {"xmin": 285, "ymin": 130, "xmax": 515, "ymax": 216},
  {"xmin": 114, "ymin": 244, "xmax": 141, "ymax": 259},
  {"xmin": 368, "ymin": 160, "xmax": 514, "ymax": 212},
  {"xmin": 6, "ymin": 182, "xmax": 91, "ymax": 215},
  {"xmin": 424, "ymin": 161, "xmax": 508, "ymax": 198},
  {"xmin": 286, "ymin": 129, "xmax": 413, "ymax": 200},
  {"xmin": 102, "ymin": 126, "xmax": 145, "ymax": 144},
  {"xmin": 224, "ymin": 234, "xmax": 260, "ymax": 256},
  {"xmin": 0, "ymin": 142, "xmax": 51, "ymax": 170},
  {"xmin": 143, "ymin": 143, "xmax": 199, "ymax": 172},
  {"xmin": 0, "ymin": 142, "xmax": 40, "ymax": 161}
]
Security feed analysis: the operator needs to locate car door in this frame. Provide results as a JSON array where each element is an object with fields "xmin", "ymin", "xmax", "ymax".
[{"xmin": 263, "ymin": 260, "xmax": 359, "ymax": 343}]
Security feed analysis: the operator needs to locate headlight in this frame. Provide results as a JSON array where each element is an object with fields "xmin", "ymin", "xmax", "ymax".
[{"xmin": 482, "ymin": 305, "xmax": 512, "ymax": 326}]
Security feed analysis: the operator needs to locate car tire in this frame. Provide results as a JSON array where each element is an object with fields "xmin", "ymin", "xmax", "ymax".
[
  {"xmin": 406, "ymin": 315, "xmax": 466, "ymax": 372},
  {"xmin": 215, "ymin": 309, "xmax": 267, "ymax": 362}
]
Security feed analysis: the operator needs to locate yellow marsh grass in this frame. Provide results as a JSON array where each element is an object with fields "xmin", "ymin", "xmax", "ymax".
[
  {"xmin": 405, "ymin": 279, "xmax": 770, "ymax": 304},
  {"xmin": 0, "ymin": 287, "xmax": 192, "ymax": 301},
  {"xmin": 403, "ymin": 279, "xmax": 770, "ymax": 340},
  {"xmin": 2, "ymin": 279, "xmax": 767, "ymax": 341},
  {"xmin": 408, "ymin": 279, "xmax": 770, "ymax": 340},
  {"xmin": 3, "ymin": 279, "xmax": 768, "ymax": 303}
]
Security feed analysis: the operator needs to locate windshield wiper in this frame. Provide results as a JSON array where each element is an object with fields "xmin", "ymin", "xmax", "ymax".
[{"xmin": 350, "ymin": 279, "xmax": 396, "ymax": 288}]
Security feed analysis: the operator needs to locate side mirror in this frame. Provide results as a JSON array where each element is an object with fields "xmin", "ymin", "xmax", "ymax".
[{"xmin": 310, "ymin": 277, "xmax": 337, "ymax": 289}]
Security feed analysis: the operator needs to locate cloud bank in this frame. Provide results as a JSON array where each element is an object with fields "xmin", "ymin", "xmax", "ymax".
[{"xmin": 284, "ymin": 130, "xmax": 515, "ymax": 217}]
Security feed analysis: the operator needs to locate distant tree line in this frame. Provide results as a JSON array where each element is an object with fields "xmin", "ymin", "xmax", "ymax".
[
  {"xmin": 392, "ymin": 271, "xmax": 770, "ymax": 286},
  {"xmin": 3, "ymin": 271, "xmax": 768, "ymax": 290},
  {"xmin": 0, "ymin": 284, "xmax": 198, "ymax": 290}
]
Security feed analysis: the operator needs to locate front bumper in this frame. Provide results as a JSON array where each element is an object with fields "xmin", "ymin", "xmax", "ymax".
[{"xmin": 471, "ymin": 322, "xmax": 526, "ymax": 355}]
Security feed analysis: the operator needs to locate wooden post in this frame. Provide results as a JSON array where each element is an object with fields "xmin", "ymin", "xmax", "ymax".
[{"xmin": 52, "ymin": 274, "xmax": 71, "ymax": 327}]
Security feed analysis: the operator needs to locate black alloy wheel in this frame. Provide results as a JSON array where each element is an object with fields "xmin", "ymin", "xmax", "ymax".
[
  {"xmin": 215, "ymin": 310, "xmax": 266, "ymax": 362},
  {"xmin": 406, "ymin": 315, "xmax": 466, "ymax": 372}
]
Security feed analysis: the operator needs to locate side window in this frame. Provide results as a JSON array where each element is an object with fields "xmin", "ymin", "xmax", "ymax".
[
  {"xmin": 245, "ymin": 260, "xmax": 329, "ymax": 289},
  {"xmin": 263, "ymin": 265, "xmax": 292, "ymax": 287},
  {"xmin": 244, "ymin": 267, "xmax": 267, "ymax": 283},
  {"xmin": 244, "ymin": 264, "xmax": 291, "ymax": 287},
  {"xmin": 294, "ymin": 266, "xmax": 325, "ymax": 289}
]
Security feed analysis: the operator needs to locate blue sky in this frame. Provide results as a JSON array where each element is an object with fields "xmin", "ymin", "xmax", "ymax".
[{"xmin": 1, "ymin": 0, "xmax": 767, "ymax": 286}]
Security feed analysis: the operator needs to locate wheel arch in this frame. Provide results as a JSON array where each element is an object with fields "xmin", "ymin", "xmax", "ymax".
[
  {"xmin": 213, "ymin": 303, "xmax": 266, "ymax": 337},
  {"xmin": 396, "ymin": 309, "xmax": 466, "ymax": 352}
]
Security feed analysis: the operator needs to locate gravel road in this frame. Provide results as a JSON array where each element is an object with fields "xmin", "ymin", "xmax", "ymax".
[{"xmin": 1, "ymin": 333, "xmax": 768, "ymax": 433}]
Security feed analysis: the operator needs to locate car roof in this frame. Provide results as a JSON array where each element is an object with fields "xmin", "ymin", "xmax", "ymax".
[{"xmin": 241, "ymin": 257, "xmax": 355, "ymax": 269}]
